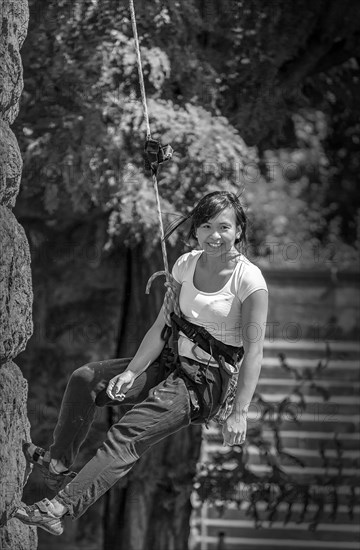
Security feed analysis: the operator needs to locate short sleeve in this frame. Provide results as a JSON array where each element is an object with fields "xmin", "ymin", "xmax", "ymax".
[
  {"xmin": 171, "ymin": 252, "xmax": 191, "ymax": 284},
  {"xmin": 171, "ymin": 258, "xmax": 182, "ymax": 284},
  {"xmin": 237, "ymin": 262, "xmax": 268, "ymax": 303}
]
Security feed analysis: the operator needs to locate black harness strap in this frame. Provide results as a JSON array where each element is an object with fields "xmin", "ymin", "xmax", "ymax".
[{"xmin": 170, "ymin": 312, "xmax": 244, "ymax": 373}]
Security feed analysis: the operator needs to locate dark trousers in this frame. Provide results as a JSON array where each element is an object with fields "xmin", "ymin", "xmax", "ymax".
[{"xmin": 51, "ymin": 355, "xmax": 221, "ymax": 519}]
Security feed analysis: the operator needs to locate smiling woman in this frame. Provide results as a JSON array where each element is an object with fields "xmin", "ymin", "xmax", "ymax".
[
  {"xmin": 14, "ymin": 191, "xmax": 268, "ymax": 537},
  {"xmin": 167, "ymin": 191, "xmax": 268, "ymax": 386}
]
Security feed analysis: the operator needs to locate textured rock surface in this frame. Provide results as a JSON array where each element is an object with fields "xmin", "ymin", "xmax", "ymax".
[
  {"xmin": 0, "ymin": 0, "xmax": 35, "ymax": 547},
  {"xmin": 0, "ymin": 361, "xmax": 36, "ymax": 549},
  {"xmin": 0, "ymin": 119, "xmax": 23, "ymax": 207},
  {"xmin": 0, "ymin": 205, "xmax": 33, "ymax": 363},
  {"xmin": 0, "ymin": 0, "xmax": 29, "ymax": 124}
]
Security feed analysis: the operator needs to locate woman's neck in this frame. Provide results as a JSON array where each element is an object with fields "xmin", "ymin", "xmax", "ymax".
[{"xmin": 199, "ymin": 248, "xmax": 240, "ymax": 271}]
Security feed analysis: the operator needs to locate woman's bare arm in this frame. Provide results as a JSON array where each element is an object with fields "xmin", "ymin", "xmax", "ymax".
[
  {"xmin": 234, "ymin": 288, "xmax": 268, "ymax": 415},
  {"xmin": 223, "ymin": 289, "xmax": 268, "ymax": 445}
]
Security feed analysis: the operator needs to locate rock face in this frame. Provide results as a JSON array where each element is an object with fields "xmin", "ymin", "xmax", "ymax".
[
  {"xmin": 0, "ymin": 0, "xmax": 37, "ymax": 548},
  {"xmin": 0, "ymin": 0, "xmax": 29, "ymax": 124},
  {"xmin": 0, "ymin": 121, "xmax": 23, "ymax": 208},
  {"xmin": 0, "ymin": 362, "xmax": 37, "ymax": 549},
  {"xmin": 0, "ymin": 206, "xmax": 33, "ymax": 363}
]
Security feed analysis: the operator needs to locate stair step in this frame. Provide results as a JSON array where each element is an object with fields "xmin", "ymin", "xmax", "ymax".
[
  {"xmin": 202, "ymin": 440, "xmax": 360, "ymax": 470},
  {"xmin": 259, "ymin": 368, "xmax": 359, "ymax": 382},
  {"xmin": 202, "ymin": 520, "xmax": 359, "ymax": 535},
  {"xmin": 264, "ymin": 339, "xmax": 360, "ymax": 351},
  {"xmin": 205, "ymin": 428, "xmax": 360, "ymax": 451},
  {"xmin": 206, "ymin": 425, "xmax": 360, "ymax": 437},
  {"xmin": 263, "ymin": 340, "xmax": 360, "ymax": 359},
  {"xmin": 260, "ymin": 357, "xmax": 360, "ymax": 370},
  {"xmin": 257, "ymin": 392, "xmax": 360, "ymax": 405},
  {"xmin": 248, "ymin": 419, "xmax": 358, "ymax": 433},
  {"xmin": 205, "ymin": 444, "xmax": 360, "ymax": 461},
  {"xmin": 264, "ymin": 432, "xmax": 359, "ymax": 451},
  {"xmin": 204, "ymin": 503, "xmax": 360, "ymax": 518},
  {"xmin": 193, "ymin": 535, "xmax": 360, "ymax": 549},
  {"xmin": 239, "ymin": 463, "xmax": 359, "ymax": 477},
  {"xmin": 194, "ymin": 486, "xmax": 358, "ymax": 508},
  {"xmin": 247, "ymin": 410, "xmax": 359, "ymax": 425},
  {"xmin": 257, "ymin": 379, "xmax": 360, "ymax": 396},
  {"xmin": 251, "ymin": 394, "xmax": 360, "ymax": 416}
]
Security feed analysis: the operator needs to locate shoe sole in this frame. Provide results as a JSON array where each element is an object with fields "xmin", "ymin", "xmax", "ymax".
[{"xmin": 14, "ymin": 507, "xmax": 64, "ymax": 536}]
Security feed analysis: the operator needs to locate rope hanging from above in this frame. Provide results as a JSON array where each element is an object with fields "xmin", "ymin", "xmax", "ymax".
[{"xmin": 129, "ymin": 0, "xmax": 180, "ymax": 327}]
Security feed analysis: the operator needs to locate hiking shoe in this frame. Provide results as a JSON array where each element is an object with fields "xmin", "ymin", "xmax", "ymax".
[
  {"xmin": 23, "ymin": 442, "xmax": 76, "ymax": 492},
  {"xmin": 14, "ymin": 499, "xmax": 65, "ymax": 536}
]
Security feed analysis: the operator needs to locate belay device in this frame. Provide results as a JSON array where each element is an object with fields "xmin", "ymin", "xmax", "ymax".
[{"xmin": 144, "ymin": 138, "xmax": 173, "ymax": 176}]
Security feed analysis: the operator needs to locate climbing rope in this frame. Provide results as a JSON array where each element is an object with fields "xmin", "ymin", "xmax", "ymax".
[
  {"xmin": 129, "ymin": 0, "xmax": 181, "ymax": 326},
  {"xmin": 129, "ymin": 0, "xmax": 151, "ymax": 139}
]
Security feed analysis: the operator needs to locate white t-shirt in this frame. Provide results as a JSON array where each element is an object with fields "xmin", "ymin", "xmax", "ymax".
[{"xmin": 171, "ymin": 250, "xmax": 268, "ymax": 366}]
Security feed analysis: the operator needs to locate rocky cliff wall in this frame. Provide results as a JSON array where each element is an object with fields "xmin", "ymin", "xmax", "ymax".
[{"xmin": 0, "ymin": 1, "xmax": 37, "ymax": 548}]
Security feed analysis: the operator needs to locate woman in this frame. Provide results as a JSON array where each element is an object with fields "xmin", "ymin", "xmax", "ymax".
[{"xmin": 14, "ymin": 191, "xmax": 268, "ymax": 535}]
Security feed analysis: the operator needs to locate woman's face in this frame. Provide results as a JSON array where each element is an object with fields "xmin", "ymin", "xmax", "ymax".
[{"xmin": 195, "ymin": 207, "xmax": 239, "ymax": 257}]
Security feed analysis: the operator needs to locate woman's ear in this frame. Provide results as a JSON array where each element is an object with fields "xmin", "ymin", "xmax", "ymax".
[{"xmin": 236, "ymin": 228, "xmax": 242, "ymax": 241}]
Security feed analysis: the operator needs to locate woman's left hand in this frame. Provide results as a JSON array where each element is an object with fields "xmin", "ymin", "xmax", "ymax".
[{"xmin": 222, "ymin": 411, "xmax": 247, "ymax": 446}]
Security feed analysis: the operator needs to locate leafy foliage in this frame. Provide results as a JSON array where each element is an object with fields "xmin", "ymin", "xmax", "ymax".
[{"xmin": 14, "ymin": 0, "xmax": 360, "ymax": 269}]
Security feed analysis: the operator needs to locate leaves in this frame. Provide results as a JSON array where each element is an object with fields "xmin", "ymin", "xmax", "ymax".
[{"xmin": 13, "ymin": 0, "xmax": 359, "ymax": 267}]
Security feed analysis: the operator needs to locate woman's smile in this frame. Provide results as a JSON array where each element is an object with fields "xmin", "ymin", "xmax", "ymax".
[{"xmin": 196, "ymin": 207, "xmax": 238, "ymax": 256}]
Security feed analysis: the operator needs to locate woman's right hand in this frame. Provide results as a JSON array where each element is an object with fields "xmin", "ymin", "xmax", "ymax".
[{"xmin": 106, "ymin": 370, "xmax": 136, "ymax": 401}]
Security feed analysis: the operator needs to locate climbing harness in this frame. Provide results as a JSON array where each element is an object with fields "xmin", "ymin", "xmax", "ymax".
[
  {"xmin": 170, "ymin": 313, "xmax": 244, "ymax": 424},
  {"xmin": 129, "ymin": 0, "xmax": 178, "ymax": 328}
]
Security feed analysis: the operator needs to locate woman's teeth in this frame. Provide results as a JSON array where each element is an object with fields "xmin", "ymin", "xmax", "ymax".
[{"xmin": 208, "ymin": 243, "xmax": 221, "ymax": 248}]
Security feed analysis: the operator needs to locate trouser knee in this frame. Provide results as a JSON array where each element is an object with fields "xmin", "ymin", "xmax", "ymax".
[{"xmin": 70, "ymin": 364, "xmax": 96, "ymax": 385}]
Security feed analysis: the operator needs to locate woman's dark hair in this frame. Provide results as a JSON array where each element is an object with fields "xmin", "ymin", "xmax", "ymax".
[{"xmin": 165, "ymin": 191, "xmax": 247, "ymax": 249}]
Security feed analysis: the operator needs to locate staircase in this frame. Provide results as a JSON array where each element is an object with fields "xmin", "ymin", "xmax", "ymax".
[{"xmin": 191, "ymin": 339, "xmax": 360, "ymax": 550}]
